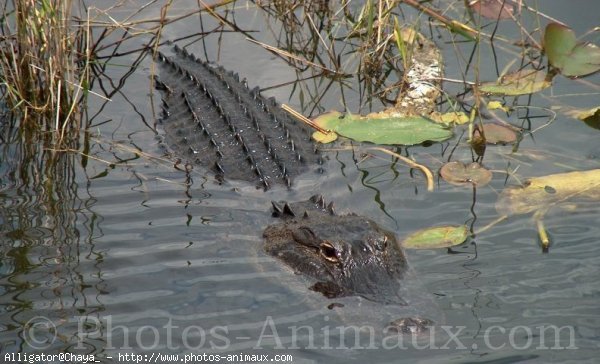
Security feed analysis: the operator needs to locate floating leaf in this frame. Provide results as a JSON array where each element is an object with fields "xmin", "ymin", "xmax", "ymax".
[
  {"xmin": 312, "ymin": 111, "xmax": 453, "ymax": 145},
  {"xmin": 487, "ymin": 100, "xmax": 511, "ymax": 112},
  {"xmin": 565, "ymin": 106, "xmax": 600, "ymax": 130},
  {"xmin": 562, "ymin": 43, "xmax": 600, "ymax": 77},
  {"xmin": 469, "ymin": 0, "xmax": 514, "ymax": 20},
  {"xmin": 496, "ymin": 169, "xmax": 600, "ymax": 216},
  {"xmin": 403, "ymin": 225, "xmax": 469, "ymax": 249},
  {"xmin": 544, "ymin": 23, "xmax": 576, "ymax": 69},
  {"xmin": 544, "ymin": 23, "xmax": 600, "ymax": 77},
  {"xmin": 429, "ymin": 111, "xmax": 470, "ymax": 125},
  {"xmin": 474, "ymin": 123, "xmax": 518, "ymax": 144},
  {"xmin": 312, "ymin": 130, "xmax": 338, "ymax": 143},
  {"xmin": 479, "ymin": 69, "xmax": 551, "ymax": 95},
  {"xmin": 440, "ymin": 161, "xmax": 492, "ymax": 187}
]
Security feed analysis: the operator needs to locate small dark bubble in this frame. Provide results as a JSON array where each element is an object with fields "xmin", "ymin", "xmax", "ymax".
[{"xmin": 327, "ymin": 302, "xmax": 344, "ymax": 310}]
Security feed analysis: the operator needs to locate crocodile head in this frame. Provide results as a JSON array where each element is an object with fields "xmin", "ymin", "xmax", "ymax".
[{"xmin": 263, "ymin": 195, "xmax": 408, "ymax": 305}]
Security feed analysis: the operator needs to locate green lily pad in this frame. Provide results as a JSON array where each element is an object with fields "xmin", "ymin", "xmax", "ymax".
[
  {"xmin": 403, "ymin": 225, "xmax": 469, "ymax": 249},
  {"xmin": 544, "ymin": 23, "xmax": 600, "ymax": 77},
  {"xmin": 479, "ymin": 69, "xmax": 551, "ymax": 96},
  {"xmin": 440, "ymin": 161, "xmax": 492, "ymax": 187},
  {"xmin": 312, "ymin": 111, "xmax": 453, "ymax": 145},
  {"xmin": 544, "ymin": 23, "xmax": 576, "ymax": 69},
  {"xmin": 562, "ymin": 43, "xmax": 600, "ymax": 77}
]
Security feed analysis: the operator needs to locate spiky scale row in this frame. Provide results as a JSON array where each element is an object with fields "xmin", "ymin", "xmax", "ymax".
[
  {"xmin": 271, "ymin": 194, "xmax": 336, "ymax": 218},
  {"xmin": 171, "ymin": 46, "xmax": 317, "ymax": 168},
  {"xmin": 155, "ymin": 45, "xmax": 323, "ymax": 189},
  {"xmin": 172, "ymin": 46, "xmax": 285, "ymax": 187}
]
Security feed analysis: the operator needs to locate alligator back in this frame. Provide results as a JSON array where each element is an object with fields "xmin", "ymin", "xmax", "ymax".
[{"xmin": 155, "ymin": 45, "xmax": 323, "ymax": 189}]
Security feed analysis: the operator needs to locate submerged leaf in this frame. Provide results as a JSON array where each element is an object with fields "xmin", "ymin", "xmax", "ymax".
[
  {"xmin": 474, "ymin": 123, "xmax": 518, "ymax": 144},
  {"xmin": 403, "ymin": 225, "xmax": 469, "ymax": 249},
  {"xmin": 496, "ymin": 169, "xmax": 600, "ymax": 216},
  {"xmin": 469, "ymin": 0, "xmax": 514, "ymax": 20},
  {"xmin": 544, "ymin": 23, "xmax": 600, "ymax": 77},
  {"xmin": 440, "ymin": 161, "xmax": 492, "ymax": 187},
  {"xmin": 479, "ymin": 69, "xmax": 551, "ymax": 95},
  {"xmin": 312, "ymin": 111, "xmax": 453, "ymax": 145}
]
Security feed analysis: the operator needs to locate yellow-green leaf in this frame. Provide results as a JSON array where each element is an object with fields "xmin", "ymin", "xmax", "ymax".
[
  {"xmin": 479, "ymin": 69, "xmax": 551, "ymax": 96},
  {"xmin": 312, "ymin": 130, "xmax": 338, "ymax": 143},
  {"xmin": 496, "ymin": 169, "xmax": 600, "ymax": 216},
  {"xmin": 403, "ymin": 225, "xmax": 469, "ymax": 249},
  {"xmin": 429, "ymin": 111, "xmax": 470, "ymax": 125},
  {"xmin": 487, "ymin": 100, "xmax": 511, "ymax": 112}
]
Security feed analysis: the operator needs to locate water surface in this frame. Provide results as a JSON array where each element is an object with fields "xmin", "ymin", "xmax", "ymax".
[{"xmin": 1, "ymin": 1, "xmax": 599, "ymax": 363}]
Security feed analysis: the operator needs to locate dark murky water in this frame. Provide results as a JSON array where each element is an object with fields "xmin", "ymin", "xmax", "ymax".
[{"xmin": 1, "ymin": 1, "xmax": 599, "ymax": 363}]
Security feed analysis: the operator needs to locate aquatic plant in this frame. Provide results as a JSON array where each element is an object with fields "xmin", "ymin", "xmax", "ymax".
[{"xmin": 0, "ymin": 1, "xmax": 90, "ymax": 134}]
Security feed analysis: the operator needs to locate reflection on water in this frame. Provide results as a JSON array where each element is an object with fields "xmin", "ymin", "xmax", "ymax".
[
  {"xmin": 1, "ymin": 1, "xmax": 600, "ymax": 363},
  {"xmin": 0, "ymin": 112, "xmax": 106, "ymax": 354}
]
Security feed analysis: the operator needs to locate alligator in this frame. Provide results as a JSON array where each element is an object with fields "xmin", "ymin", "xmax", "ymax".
[
  {"xmin": 155, "ymin": 45, "xmax": 323, "ymax": 190},
  {"xmin": 264, "ymin": 194, "xmax": 434, "ymax": 333},
  {"xmin": 154, "ymin": 37, "xmax": 442, "ymax": 332}
]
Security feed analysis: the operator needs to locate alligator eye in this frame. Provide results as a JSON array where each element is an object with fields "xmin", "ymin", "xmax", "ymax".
[{"xmin": 319, "ymin": 242, "xmax": 339, "ymax": 263}]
